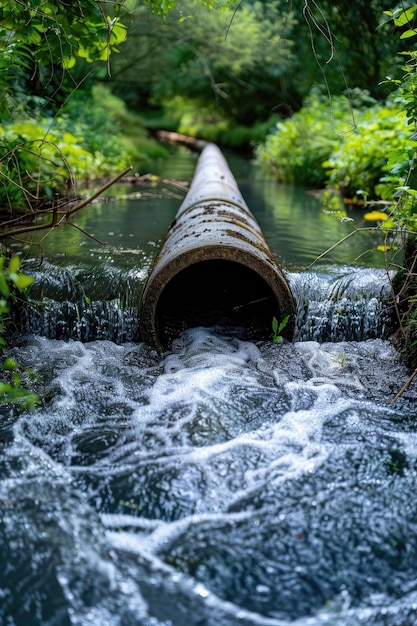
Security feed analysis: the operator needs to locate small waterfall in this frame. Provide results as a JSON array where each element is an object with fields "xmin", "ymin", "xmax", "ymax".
[
  {"xmin": 17, "ymin": 261, "xmax": 147, "ymax": 343},
  {"xmin": 17, "ymin": 262, "xmax": 395, "ymax": 344},
  {"xmin": 289, "ymin": 266, "xmax": 395, "ymax": 342}
]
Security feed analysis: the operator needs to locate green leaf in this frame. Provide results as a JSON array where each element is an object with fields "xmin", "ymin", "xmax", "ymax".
[
  {"xmin": 0, "ymin": 275, "xmax": 10, "ymax": 298},
  {"xmin": 394, "ymin": 5, "xmax": 417, "ymax": 26},
  {"xmin": 7, "ymin": 256, "xmax": 20, "ymax": 273},
  {"xmin": 109, "ymin": 18, "xmax": 127, "ymax": 46},
  {"xmin": 0, "ymin": 381, "xmax": 13, "ymax": 395},
  {"xmin": 277, "ymin": 314, "xmax": 290, "ymax": 334},
  {"xmin": 62, "ymin": 56, "xmax": 76, "ymax": 69},
  {"xmin": 14, "ymin": 274, "xmax": 34, "ymax": 291},
  {"xmin": 12, "ymin": 371, "xmax": 21, "ymax": 387},
  {"xmin": 400, "ymin": 29, "xmax": 417, "ymax": 39},
  {"xmin": 1, "ymin": 357, "xmax": 17, "ymax": 370}
]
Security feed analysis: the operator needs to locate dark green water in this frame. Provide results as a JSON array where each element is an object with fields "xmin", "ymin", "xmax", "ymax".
[{"xmin": 19, "ymin": 145, "xmax": 386, "ymax": 271}]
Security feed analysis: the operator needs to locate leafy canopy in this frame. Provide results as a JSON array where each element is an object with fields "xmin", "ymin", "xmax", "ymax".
[{"xmin": 0, "ymin": 0, "xmax": 129, "ymax": 70}]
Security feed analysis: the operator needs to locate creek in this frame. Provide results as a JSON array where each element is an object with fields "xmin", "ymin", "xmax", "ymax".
[{"xmin": 1, "ymin": 147, "xmax": 417, "ymax": 626}]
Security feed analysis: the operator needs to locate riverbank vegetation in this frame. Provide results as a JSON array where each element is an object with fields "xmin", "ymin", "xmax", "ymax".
[
  {"xmin": 0, "ymin": 255, "xmax": 39, "ymax": 409},
  {"xmin": 1, "ymin": 1, "xmax": 414, "ymax": 212},
  {"xmin": 256, "ymin": 94, "xmax": 413, "ymax": 198},
  {"xmin": 0, "ymin": 1, "xmax": 413, "ymax": 211}
]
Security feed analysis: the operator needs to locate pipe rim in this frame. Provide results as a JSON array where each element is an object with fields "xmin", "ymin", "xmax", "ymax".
[{"xmin": 139, "ymin": 245, "xmax": 295, "ymax": 350}]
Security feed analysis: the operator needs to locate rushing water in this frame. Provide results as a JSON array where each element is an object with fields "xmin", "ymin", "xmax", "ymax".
[{"xmin": 1, "ymin": 147, "xmax": 416, "ymax": 626}]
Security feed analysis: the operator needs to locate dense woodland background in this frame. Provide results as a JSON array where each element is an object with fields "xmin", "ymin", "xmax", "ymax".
[{"xmin": 0, "ymin": 0, "xmax": 416, "ymax": 204}]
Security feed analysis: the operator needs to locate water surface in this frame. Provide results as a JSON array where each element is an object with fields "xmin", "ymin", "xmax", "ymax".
[
  {"xmin": 19, "ymin": 145, "xmax": 387, "ymax": 271},
  {"xmin": 1, "ymin": 146, "xmax": 414, "ymax": 626},
  {"xmin": 1, "ymin": 329, "xmax": 417, "ymax": 625}
]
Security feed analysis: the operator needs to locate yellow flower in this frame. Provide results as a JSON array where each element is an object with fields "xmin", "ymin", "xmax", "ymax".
[{"xmin": 363, "ymin": 210, "xmax": 388, "ymax": 221}]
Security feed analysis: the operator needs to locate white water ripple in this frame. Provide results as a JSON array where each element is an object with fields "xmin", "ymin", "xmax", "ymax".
[{"xmin": 2, "ymin": 328, "xmax": 417, "ymax": 625}]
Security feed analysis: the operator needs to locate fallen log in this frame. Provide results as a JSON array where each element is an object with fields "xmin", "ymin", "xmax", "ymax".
[{"xmin": 156, "ymin": 130, "xmax": 209, "ymax": 151}]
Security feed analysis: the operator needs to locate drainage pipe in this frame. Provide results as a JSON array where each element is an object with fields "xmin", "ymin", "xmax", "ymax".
[{"xmin": 139, "ymin": 143, "xmax": 296, "ymax": 350}]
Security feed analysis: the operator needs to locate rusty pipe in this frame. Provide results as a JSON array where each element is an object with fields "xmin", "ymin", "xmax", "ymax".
[{"xmin": 139, "ymin": 143, "xmax": 295, "ymax": 350}]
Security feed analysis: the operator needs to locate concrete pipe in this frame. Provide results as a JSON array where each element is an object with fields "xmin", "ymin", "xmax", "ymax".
[{"xmin": 139, "ymin": 143, "xmax": 296, "ymax": 350}]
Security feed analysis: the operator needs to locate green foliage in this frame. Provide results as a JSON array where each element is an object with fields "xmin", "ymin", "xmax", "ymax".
[
  {"xmin": 293, "ymin": 0, "xmax": 406, "ymax": 102},
  {"xmin": 0, "ymin": 86, "xmax": 149, "ymax": 211},
  {"xmin": 113, "ymin": 0, "xmax": 405, "ymax": 135},
  {"xmin": 0, "ymin": 1, "xmax": 133, "ymax": 131},
  {"xmin": 256, "ymin": 94, "xmax": 356, "ymax": 187},
  {"xmin": 0, "ymin": 0, "xmax": 128, "ymax": 71},
  {"xmin": 144, "ymin": 0, "xmax": 231, "ymax": 17},
  {"xmin": 383, "ymin": 5, "xmax": 417, "ymax": 42},
  {"xmin": 0, "ymin": 255, "xmax": 39, "ymax": 410},
  {"xmin": 64, "ymin": 84, "xmax": 167, "ymax": 165},
  {"xmin": 0, "ymin": 1, "xmax": 140, "ymax": 214},
  {"xmin": 332, "ymin": 352, "xmax": 347, "ymax": 368},
  {"xmin": 162, "ymin": 95, "xmax": 279, "ymax": 148},
  {"xmin": 271, "ymin": 315, "xmax": 289, "ymax": 344},
  {"xmin": 324, "ymin": 104, "xmax": 412, "ymax": 199},
  {"xmin": 379, "ymin": 5, "xmax": 417, "ymax": 234},
  {"xmin": 257, "ymin": 93, "xmax": 411, "ymax": 199},
  {"xmin": 111, "ymin": 0, "xmax": 294, "ymax": 136}
]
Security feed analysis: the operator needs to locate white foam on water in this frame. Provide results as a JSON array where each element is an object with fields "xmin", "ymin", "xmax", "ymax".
[
  {"xmin": 4, "ymin": 327, "xmax": 417, "ymax": 625},
  {"xmin": 11, "ymin": 329, "xmax": 414, "ymax": 499}
]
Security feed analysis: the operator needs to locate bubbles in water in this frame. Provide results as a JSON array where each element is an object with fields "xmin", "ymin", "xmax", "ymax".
[{"xmin": 2, "ymin": 327, "xmax": 417, "ymax": 625}]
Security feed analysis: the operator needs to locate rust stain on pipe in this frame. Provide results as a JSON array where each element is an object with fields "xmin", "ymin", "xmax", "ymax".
[{"xmin": 139, "ymin": 143, "xmax": 296, "ymax": 350}]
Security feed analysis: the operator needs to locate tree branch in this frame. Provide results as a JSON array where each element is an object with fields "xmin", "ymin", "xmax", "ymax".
[
  {"xmin": 391, "ymin": 366, "xmax": 417, "ymax": 404},
  {"xmin": 0, "ymin": 165, "xmax": 133, "ymax": 240}
]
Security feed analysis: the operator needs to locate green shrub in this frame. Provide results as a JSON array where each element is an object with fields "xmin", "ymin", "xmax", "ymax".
[
  {"xmin": 0, "ymin": 85, "xmax": 172, "ymax": 212},
  {"xmin": 256, "ymin": 94, "xmax": 411, "ymax": 199},
  {"xmin": 255, "ymin": 94, "xmax": 354, "ymax": 187},
  {"xmin": 161, "ymin": 94, "xmax": 278, "ymax": 149},
  {"xmin": 0, "ymin": 119, "xmax": 97, "ymax": 210},
  {"xmin": 324, "ymin": 104, "xmax": 411, "ymax": 198},
  {"xmin": 0, "ymin": 87, "xmax": 144, "ymax": 211}
]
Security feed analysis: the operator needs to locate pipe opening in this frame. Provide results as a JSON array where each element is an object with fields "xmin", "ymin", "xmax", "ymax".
[{"xmin": 155, "ymin": 259, "xmax": 281, "ymax": 348}]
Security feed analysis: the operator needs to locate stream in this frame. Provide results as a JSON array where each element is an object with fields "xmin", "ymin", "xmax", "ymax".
[{"xmin": 1, "ymin": 147, "xmax": 417, "ymax": 626}]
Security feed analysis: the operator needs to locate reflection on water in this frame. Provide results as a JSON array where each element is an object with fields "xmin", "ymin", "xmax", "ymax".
[{"xmin": 20, "ymin": 146, "xmax": 388, "ymax": 271}]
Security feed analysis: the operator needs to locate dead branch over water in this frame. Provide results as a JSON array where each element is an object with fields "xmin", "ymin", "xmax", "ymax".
[{"xmin": 0, "ymin": 168, "xmax": 189, "ymax": 240}]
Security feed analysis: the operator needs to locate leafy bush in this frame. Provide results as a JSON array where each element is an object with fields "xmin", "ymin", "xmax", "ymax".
[
  {"xmin": 0, "ymin": 1, "xmax": 127, "ymax": 88},
  {"xmin": 0, "ymin": 87, "xmax": 148, "ymax": 211},
  {"xmin": 0, "ymin": 256, "xmax": 39, "ymax": 410},
  {"xmin": 255, "ymin": 95, "xmax": 354, "ymax": 187},
  {"xmin": 163, "ymin": 94, "xmax": 280, "ymax": 149},
  {"xmin": 0, "ymin": 118, "xmax": 98, "ymax": 210},
  {"xmin": 324, "ymin": 104, "xmax": 411, "ymax": 199},
  {"xmin": 257, "ymin": 93, "xmax": 411, "ymax": 200}
]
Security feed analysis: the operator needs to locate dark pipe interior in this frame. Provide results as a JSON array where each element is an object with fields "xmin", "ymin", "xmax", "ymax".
[{"xmin": 156, "ymin": 260, "xmax": 280, "ymax": 348}]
